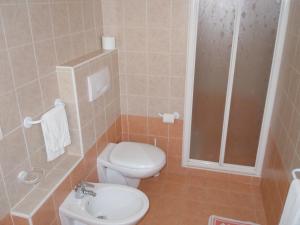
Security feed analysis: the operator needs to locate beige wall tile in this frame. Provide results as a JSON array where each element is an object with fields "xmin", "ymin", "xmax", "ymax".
[
  {"xmin": 35, "ymin": 39, "xmax": 57, "ymax": 77},
  {"xmin": 74, "ymin": 64, "xmax": 90, "ymax": 101},
  {"xmin": 171, "ymin": 54, "xmax": 187, "ymax": 76},
  {"xmin": 171, "ymin": 28, "xmax": 187, "ymax": 53},
  {"xmin": 148, "ymin": 76, "xmax": 170, "ymax": 97},
  {"xmin": 29, "ymin": 3, "xmax": 53, "ymax": 42},
  {"xmin": 24, "ymin": 121, "xmax": 44, "ymax": 153},
  {"xmin": 120, "ymin": 95, "xmax": 128, "ymax": 114},
  {"xmin": 55, "ymin": 35, "xmax": 72, "ymax": 64},
  {"xmin": 78, "ymin": 99, "xmax": 94, "ymax": 127},
  {"xmin": 119, "ymin": 74, "xmax": 127, "ymax": 94},
  {"xmin": 147, "ymin": 97, "xmax": 169, "ymax": 117},
  {"xmin": 83, "ymin": 1, "xmax": 95, "ymax": 30},
  {"xmin": 57, "ymin": 70, "xmax": 76, "ymax": 103},
  {"xmin": 102, "ymin": 0, "xmax": 189, "ymax": 117},
  {"xmin": 148, "ymin": 0, "xmax": 171, "ymax": 28},
  {"xmin": 17, "ymin": 81, "xmax": 43, "ymax": 118},
  {"xmin": 170, "ymin": 77, "xmax": 185, "ymax": 98},
  {"xmin": 95, "ymin": 110, "xmax": 106, "ymax": 138},
  {"xmin": 68, "ymin": 1, "xmax": 84, "ymax": 33},
  {"xmin": 171, "ymin": 0, "xmax": 188, "ymax": 28},
  {"xmin": 82, "ymin": 120, "xmax": 96, "ymax": 153},
  {"xmin": 148, "ymin": 28, "xmax": 170, "ymax": 53},
  {"xmin": 84, "ymin": 29, "xmax": 98, "ymax": 53},
  {"xmin": 1, "ymin": 3, "xmax": 32, "ymax": 47},
  {"xmin": 102, "ymin": 0, "xmax": 123, "ymax": 26},
  {"xmin": 125, "ymin": 28, "xmax": 146, "ymax": 52},
  {"xmin": 169, "ymin": 98, "xmax": 184, "ymax": 117},
  {"xmin": 148, "ymin": 53, "xmax": 170, "ymax": 76},
  {"xmin": 51, "ymin": 2, "xmax": 70, "ymax": 37},
  {"xmin": 64, "ymin": 103, "xmax": 78, "ymax": 130},
  {"xmin": 29, "ymin": 148, "xmax": 57, "ymax": 175},
  {"xmin": 0, "ymin": 51, "xmax": 14, "ymax": 96},
  {"xmin": 118, "ymin": 52, "xmax": 126, "ymax": 74},
  {"xmin": 0, "ymin": 16, "xmax": 6, "ymax": 50},
  {"xmin": 9, "ymin": 44, "xmax": 38, "ymax": 88},
  {"xmin": 66, "ymin": 129, "xmax": 81, "ymax": 155},
  {"xmin": 93, "ymin": 0, "xmax": 103, "ymax": 28},
  {"xmin": 4, "ymin": 160, "xmax": 34, "ymax": 206},
  {"xmin": 71, "ymin": 32, "xmax": 86, "ymax": 59},
  {"xmin": 0, "ymin": 172, "xmax": 10, "ymax": 219},
  {"xmin": 0, "ymin": 92, "xmax": 20, "ymax": 135},
  {"xmin": 40, "ymin": 74, "xmax": 59, "ymax": 110},
  {"xmin": 0, "ymin": 0, "xmax": 103, "ymax": 214},
  {"xmin": 124, "ymin": 0, "xmax": 146, "ymax": 27},
  {"xmin": 126, "ymin": 52, "xmax": 147, "ymax": 75},
  {"xmin": 93, "ymin": 95, "xmax": 105, "ymax": 116},
  {"xmin": 0, "ymin": 128, "xmax": 27, "ymax": 175},
  {"xmin": 127, "ymin": 95, "xmax": 147, "ymax": 116},
  {"xmin": 126, "ymin": 75, "xmax": 147, "ymax": 95}
]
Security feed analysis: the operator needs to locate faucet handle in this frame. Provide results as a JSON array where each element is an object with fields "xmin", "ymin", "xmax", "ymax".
[
  {"xmin": 80, "ymin": 181, "xmax": 94, "ymax": 188},
  {"xmin": 74, "ymin": 183, "xmax": 84, "ymax": 191}
]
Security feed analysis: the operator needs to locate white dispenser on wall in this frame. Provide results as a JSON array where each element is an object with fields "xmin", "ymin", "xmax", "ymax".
[{"xmin": 87, "ymin": 67, "xmax": 110, "ymax": 102}]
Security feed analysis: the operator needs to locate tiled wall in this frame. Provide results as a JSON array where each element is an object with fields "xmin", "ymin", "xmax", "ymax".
[
  {"xmin": 57, "ymin": 50, "xmax": 121, "ymax": 154},
  {"xmin": 2, "ymin": 49, "xmax": 121, "ymax": 225},
  {"xmin": 261, "ymin": 0, "xmax": 300, "ymax": 224},
  {"xmin": 10, "ymin": 119, "xmax": 121, "ymax": 225},
  {"xmin": 101, "ymin": 0, "xmax": 189, "ymax": 118},
  {"xmin": 0, "ymin": 0, "xmax": 103, "ymax": 221}
]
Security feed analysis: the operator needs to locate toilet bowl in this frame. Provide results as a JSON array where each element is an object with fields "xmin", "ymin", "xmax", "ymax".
[{"xmin": 97, "ymin": 142, "xmax": 166, "ymax": 187}]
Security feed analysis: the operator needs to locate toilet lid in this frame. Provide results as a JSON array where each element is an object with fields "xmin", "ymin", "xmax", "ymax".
[{"xmin": 109, "ymin": 142, "xmax": 165, "ymax": 169}]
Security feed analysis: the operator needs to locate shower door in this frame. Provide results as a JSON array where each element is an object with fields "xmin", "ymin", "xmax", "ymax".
[{"xmin": 187, "ymin": 0, "xmax": 282, "ymax": 173}]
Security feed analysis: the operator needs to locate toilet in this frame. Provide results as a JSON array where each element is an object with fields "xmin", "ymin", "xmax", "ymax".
[{"xmin": 97, "ymin": 142, "xmax": 166, "ymax": 188}]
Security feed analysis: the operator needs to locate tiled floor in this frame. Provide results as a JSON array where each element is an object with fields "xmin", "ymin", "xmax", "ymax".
[{"xmin": 138, "ymin": 170, "xmax": 267, "ymax": 225}]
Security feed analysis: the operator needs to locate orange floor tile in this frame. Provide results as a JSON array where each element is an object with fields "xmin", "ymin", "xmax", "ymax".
[{"xmin": 138, "ymin": 172, "xmax": 267, "ymax": 225}]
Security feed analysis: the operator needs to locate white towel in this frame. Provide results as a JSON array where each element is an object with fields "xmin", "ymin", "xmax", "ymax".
[{"xmin": 41, "ymin": 105, "xmax": 71, "ymax": 161}]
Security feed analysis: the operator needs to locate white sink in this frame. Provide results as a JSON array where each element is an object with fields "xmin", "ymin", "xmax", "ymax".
[{"xmin": 59, "ymin": 183, "xmax": 149, "ymax": 225}]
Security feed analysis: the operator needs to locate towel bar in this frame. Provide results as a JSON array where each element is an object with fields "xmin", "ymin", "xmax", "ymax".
[{"xmin": 23, "ymin": 99, "xmax": 65, "ymax": 128}]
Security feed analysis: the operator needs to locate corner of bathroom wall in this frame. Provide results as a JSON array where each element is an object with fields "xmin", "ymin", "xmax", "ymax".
[
  {"xmin": 0, "ymin": 0, "xmax": 104, "ymax": 222},
  {"xmin": 101, "ymin": 0, "xmax": 189, "ymax": 119},
  {"xmin": 8, "ymin": 48, "xmax": 122, "ymax": 225},
  {"xmin": 261, "ymin": 0, "xmax": 300, "ymax": 224}
]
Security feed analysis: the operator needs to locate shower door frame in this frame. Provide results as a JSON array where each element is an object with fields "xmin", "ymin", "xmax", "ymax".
[{"xmin": 182, "ymin": 0, "xmax": 291, "ymax": 176}]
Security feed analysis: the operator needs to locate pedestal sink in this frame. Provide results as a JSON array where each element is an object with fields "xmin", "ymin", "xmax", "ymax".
[{"xmin": 59, "ymin": 183, "xmax": 149, "ymax": 225}]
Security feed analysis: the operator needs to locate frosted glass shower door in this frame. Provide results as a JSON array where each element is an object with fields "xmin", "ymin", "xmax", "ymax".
[
  {"xmin": 190, "ymin": 0, "xmax": 236, "ymax": 162},
  {"xmin": 224, "ymin": 0, "xmax": 280, "ymax": 166},
  {"xmin": 189, "ymin": 0, "xmax": 280, "ymax": 168}
]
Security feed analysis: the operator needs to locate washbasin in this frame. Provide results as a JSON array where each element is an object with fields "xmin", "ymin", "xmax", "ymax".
[{"xmin": 59, "ymin": 183, "xmax": 149, "ymax": 225}]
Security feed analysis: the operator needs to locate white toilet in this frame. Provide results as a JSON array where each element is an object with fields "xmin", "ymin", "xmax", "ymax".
[{"xmin": 97, "ymin": 142, "xmax": 166, "ymax": 187}]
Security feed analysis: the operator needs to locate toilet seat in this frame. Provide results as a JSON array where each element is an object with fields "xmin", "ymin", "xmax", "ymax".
[{"xmin": 109, "ymin": 142, "xmax": 165, "ymax": 169}]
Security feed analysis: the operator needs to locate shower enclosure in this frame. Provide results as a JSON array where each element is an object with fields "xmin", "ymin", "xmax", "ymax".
[{"xmin": 184, "ymin": 0, "xmax": 290, "ymax": 175}]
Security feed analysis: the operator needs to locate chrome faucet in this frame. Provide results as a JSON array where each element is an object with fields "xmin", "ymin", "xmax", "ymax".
[{"xmin": 74, "ymin": 181, "xmax": 96, "ymax": 199}]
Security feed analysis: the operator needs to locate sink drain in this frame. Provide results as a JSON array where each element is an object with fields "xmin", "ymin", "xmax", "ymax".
[{"xmin": 96, "ymin": 215, "xmax": 107, "ymax": 220}]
